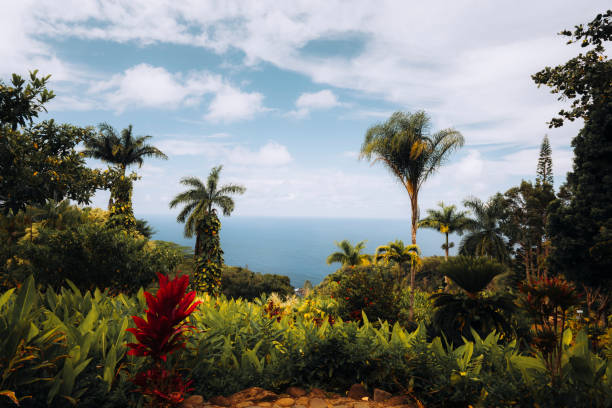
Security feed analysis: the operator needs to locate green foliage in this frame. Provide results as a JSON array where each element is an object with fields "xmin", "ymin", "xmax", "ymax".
[
  {"xmin": 329, "ymin": 265, "xmax": 401, "ymax": 324},
  {"xmin": 537, "ymin": 134, "xmax": 554, "ymax": 186},
  {"xmin": 0, "ymin": 70, "xmax": 55, "ymax": 131},
  {"xmin": 221, "ymin": 266, "xmax": 294, "ymax": 300},
  {"xmin": 193, "ymin": 213, "xmax": 224, "ymax": 295},
  {"xmin": 326, "ymin": 239, "xmax": 371, "ymax": 267},
  {"xmin": 106, "ymin": 171, "xmax": 139, "ymax": 231},
  {"xmin": 431, "ymin": 256, "xmax": 515, "ymax": 343},
  {"xmin": 533, "ymin": 11, "xmax": 612, "ymax": 289},
  {"xmin": 419, "ymin": 202, "xmax": 469, "ymax": 260}
]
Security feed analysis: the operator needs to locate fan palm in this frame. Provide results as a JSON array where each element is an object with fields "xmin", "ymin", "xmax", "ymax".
[
  {"xmin": 326, "ymin": 240, "xmax": 372, "ymax": 267},
  {"xmin": 419, "ymin": 202, "xmax": 469, "ymax": 260},
  {"xmin": 459, "ymin": 195, "xmax": 510, "ymax": 263},
  {"xmin": 169, "ymin": 165, "xmax": 245, "ymax": 256},
  {"xmin": 430, "ymin": 256, "xmax": 515, "ymax": 344},
  {"xmin": 360, "ymin": 111, "xmax": 464, "ymax": 247}
]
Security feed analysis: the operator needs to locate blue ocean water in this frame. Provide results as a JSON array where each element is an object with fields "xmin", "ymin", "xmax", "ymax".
[{"xmin": 144, "ymin": 215, "xmax": 459, "ymax": 288}]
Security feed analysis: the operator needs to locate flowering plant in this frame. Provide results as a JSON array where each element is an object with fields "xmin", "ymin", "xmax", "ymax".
[{"xmin": 127, "ymin": 273, "xmax": 201, "ymax": 407}]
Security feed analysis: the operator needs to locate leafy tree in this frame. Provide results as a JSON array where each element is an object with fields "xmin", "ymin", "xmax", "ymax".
[
  {"xmin": 460, "ymin": 195, "xmax": 510, "ymax": 263},
  {"xmin": 0, "ymin": 70, "xmax": 55, "ymax": 131},
  {"xmin": 360, "ymin": 111, "xmax": 464, "ymax": 246},
  {"xmin": 169, "ymin": 165, "xmax": 246, "ymax": 257},
  {"xmin": 419, "ymin": 202, "xmax": 469, "ymax": 260},
  {"xmin": 221, "ymin": 266, "xmax": 294, "ymax": 300},
  {"xmin": 326, "ymin": 240, "xmax": 371, "ymax": 267},
  {"xmin": 430, "ymin": 256, "xmax": 515, "ymax": 343},
  {"xmin": 533, "ymin": 11, "xmax": 612, "ymax": 288},
  {"xmin": 536, "ymin": 135, "xmax": 553, "ymax": 186}
]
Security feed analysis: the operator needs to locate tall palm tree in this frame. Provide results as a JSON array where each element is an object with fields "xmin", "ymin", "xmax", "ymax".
[
  {"xmin": 459, "ymin": 195, "xmax": 510, "ymax": 263},
  {"xmin": 326, "ymin": 240, "xmax": 372, "ymax": 267},
  {"xmin": 82, "ymin": 123, "xmax": 167, "ymax": 212},
  {"xmin": 169, "ymin": 165, "xmax": 246, "ymax": 256},
  {"xmin": 360, "ymin": 111, "xmax": 464, "ymax": 247},
  {"xmin": 82, "ymin": 123, "xmax": 168, "ymax": 174},
  {"xmin": 375, "ymin": 240, "xmax": 421, "ymax": 285},
  {"xmin": 419, "ymin": 202, "xmax": 470, "ymax": 260}
]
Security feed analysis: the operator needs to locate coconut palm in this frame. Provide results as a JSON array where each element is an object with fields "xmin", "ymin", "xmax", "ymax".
[
  {"xmin": 419, "ymin": 202, "xmax": 470, "ymax": 260},
  {"xmin": 375, "ymin": 240, "xmax": 421, "ymax": 285},
  {"xmin": 326, "ymin": 240, "xmax": 372, "ymax": 267},
  {"xmin": 430, "ymin": 256, "xmax": 515, "ymax": 343},
  {"xmin": 169, "ymin": 165, "xmax": 245, "ymax": 256},
  {"xmin": 360, "ymin": 111, "xmax": 464, "ymax": 247},
  {"xmin": 459, "ymin": 195, "xmax": 510, "ymax": 263}
]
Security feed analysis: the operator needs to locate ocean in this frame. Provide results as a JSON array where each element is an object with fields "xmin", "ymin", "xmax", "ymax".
[{"xmin": 144, "ymin": 215, "xmax": 459, "ymax": 288}]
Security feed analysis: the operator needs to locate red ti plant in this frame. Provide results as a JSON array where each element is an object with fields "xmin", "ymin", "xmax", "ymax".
[
  {"xmin": 519, "ymin": 275, "xmax": 581, "ymax": 382},
  {"xmin": 127, "ymin": 273, "xmax": 201, "ymax": 407}
]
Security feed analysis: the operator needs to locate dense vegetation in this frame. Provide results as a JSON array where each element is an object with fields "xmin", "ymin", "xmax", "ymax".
[{"xmin": 0, "ymin": 10, "xmax": 611, "ymax": 408}]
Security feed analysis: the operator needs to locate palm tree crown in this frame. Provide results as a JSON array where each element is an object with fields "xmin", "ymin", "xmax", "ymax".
[
  {"xmin": 419, "ymin": 202, "xmax": 470, "ymax": 260},
  {"xmin": 169, "ymin": 165, "xmax": 246, "ymax": 240},
  {"xmin": 375, "ymin": 239, "xmax": 421, "ymax": 283},
  {"xmin": 360, "ymin": 111, "xmax": 464, "ymax": 246},
  {"xmin": 82, "ymin": 123, "xmax": 167, "ymax": 171},
  {"xmin": 459, "ymin": 195, "xmax": 510, "ymax": 263},
  {"xmin": 326, "ymin": 240, "xmax": 371, "ymax": 267}
]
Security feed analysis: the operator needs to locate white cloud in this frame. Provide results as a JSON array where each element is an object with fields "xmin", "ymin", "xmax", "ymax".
[
  {"xmin": 289, "ymin": 89, "xmax": 342, "ymax": 118},
  {"xmin": 227, "ymin": 142, "xmax": 292, "ymax": 166},
  {"xmin": 87, "ymin": 63, "xmax": 267, "ymax": 121}
]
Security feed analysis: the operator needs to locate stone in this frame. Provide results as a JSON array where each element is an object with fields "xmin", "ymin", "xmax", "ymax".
[
  {"xmin": 258, "ymin": 403, "xmax": 273, "ymax": 407},
  {"xmin": 237, "ymin": 402, "xmax": 253, "ymax": 408},
  {"xmin": 286, "ymin": 387, "xmax": 307, "ymax": 398},
  {"xmin": 231, "ymin": 387, "xmax": 278, "ymax": 404},
  {"xmin": 309, "ymin": 398, "xmax": 328, "ymax": 408},
  {"xmin": 373, "ymin": 389, "xmax": 391, "ymax": 402},
  {"xmin": 309, "ymin": 388, "xmax": 326, "ymax": 398},
  {"xmin": 209, "ymin": 396, "xmax": 231, "ymax": 407},
  {"xmin": 353, "ymin": 403, "xmax": 369, "ymax": 408},
  {"xmin": 296, "ymin": 397, "xmax": 310, "ymax": 406},
  {"xmin": 276, "ymin": 398, "xmax": 295, "ymax": 407},
  {"xmin": 347, "ymin": 384, "xmax": 368, "ymax": 400},
  {"xmin": 183, "ymin": 394, "xmax": 205, "ymax": 408},
  {"xmin": 385, "ymin": 396, "xmax": 409, "ymax": 406},
  {"xmin": 329, "ymin": 398, "xmax": 351, "ymax": 406},
  {"xmin": 295, "ymin": 405, "xmax": 307, "ymax": 408}
]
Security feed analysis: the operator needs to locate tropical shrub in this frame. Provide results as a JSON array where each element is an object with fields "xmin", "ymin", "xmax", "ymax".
[
  {"xmin": 221, "ymin": 266, "xmax": 294, "ymax": 300},
  {"xmin": 329, "ymin": 265, "xmax": 400, "ymax": 325},
  {"xmin": 193, "ymin": 213, "xmax": 223, "ymax": 295},
  {"xmin": 430, "ymin": 256, "xmax": 516, "ymax": 343}
]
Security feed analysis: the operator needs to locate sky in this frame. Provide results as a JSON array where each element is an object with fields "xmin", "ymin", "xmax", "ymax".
[{"xmin": 2, "ymin": 1, "xmax": 608, "ymax": 219}]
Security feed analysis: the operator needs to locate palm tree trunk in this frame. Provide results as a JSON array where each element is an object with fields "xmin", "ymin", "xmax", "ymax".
[
  {"xmin": 408, "ymin": 194, "xmax": 418, "ymax": 321},
  {"xmin": 444, "ymin": 232, "xmax": 449, "ymax": 261},
  {"xmin": 194, "ymin": 232, "xmax": 201, "ymax": 258}
]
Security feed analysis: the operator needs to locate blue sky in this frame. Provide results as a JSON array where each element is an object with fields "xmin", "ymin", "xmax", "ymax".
[{"xmin": 2, "ymin": 1, "xmax": 607, "ymax": 218}]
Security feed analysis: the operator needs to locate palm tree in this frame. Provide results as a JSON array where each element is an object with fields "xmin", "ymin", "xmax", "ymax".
[
  {"xmin": 375, "ymin": 240, "xmax": 421, "ymax": 285},
  {"xmin": 82, "ymin": 123, "xmax": 167, "ymax": 211},
  {"xmin": 375, "ymin": 240, "xmax": 421, "ymax": 320},
  {"xmin": 459, "ymin": 195, "xmax": 510, "ymax": 263},
  {"xmin": 169, "ymin": 165, "xmax": 245, "ymax": 256},
  {"xmin": 82, "ymin": 123, "xmax": 167, "ymax": 174},
  {"xmin": 430, "ymin": 256, "xmax": 515, "ymax": 343},
  {"xmin": 326, "ymin": 240, "xmax": 372, "ymax": 267},
  {"xmin": 360, "ymin": 111, "xmax": 464, "ymax": 247},
  {"xmin": 419, "ymin": 202, "xmax": 470, "ymax": 260}
]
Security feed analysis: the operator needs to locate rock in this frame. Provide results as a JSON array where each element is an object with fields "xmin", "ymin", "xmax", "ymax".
[
  {"xmin": 286, "ymin": 387, "xmax": 307, "ymax": 398},
  {"xmin": 296, "ymin": 397, "xmax": 310, "ymax": 406},
  {"xmin": 276, "ymin": 398, "xmax": 295, "ymax": 407},
  {"xmin": 385, "ymin": 396, "xmax": 409, "ymax": 406},
  {"xmin": 236, "ymin": 402, "xmax": 253, "ymax": 408},
  {"xmin": 309, "ymin": 388, "xmax": 326, "ymax": 398},
  {"xmin": 209, "ymin": 396, "xmax": 231, "ymax": 407},
  {"xmin": 329, "ymin": 398, "xmax": 351, "ymax": 406},
  {"xmin": 309, "ymin": 398, "xmax": 328, "ymax": 408},
  {"xmin": 295, "ymin": 405, "xmax": 308, "ymax": 408},
  {"xmin": 231, "ymin": 387, "xmax": 278, "ymax": 404},
  {"xmin": 347, "ymin": 384, "xmax": 368, "ymax": 400},
  {"xmin": 373, "ymin": 389, "xmax": 392, "ymax": 402},
  {"xmin": 258, "ymin": 403, "xmax": 273, "ymax": 407},
  {"xmin": 183, "ymin": 394, "xmax": 205, "ymax": 408},
  {"xmin": 354, "ymin": 403, "xmax": 370, "ymax": 408}
]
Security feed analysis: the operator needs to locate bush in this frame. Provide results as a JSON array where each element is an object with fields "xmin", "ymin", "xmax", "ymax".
[
  {"xmin": 329, "ymin": 265, "xmax": 400, "ymax": 324},
  {"xmin": 221, "ymin": 266, "xmax": 294, "ymax": 300}
]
